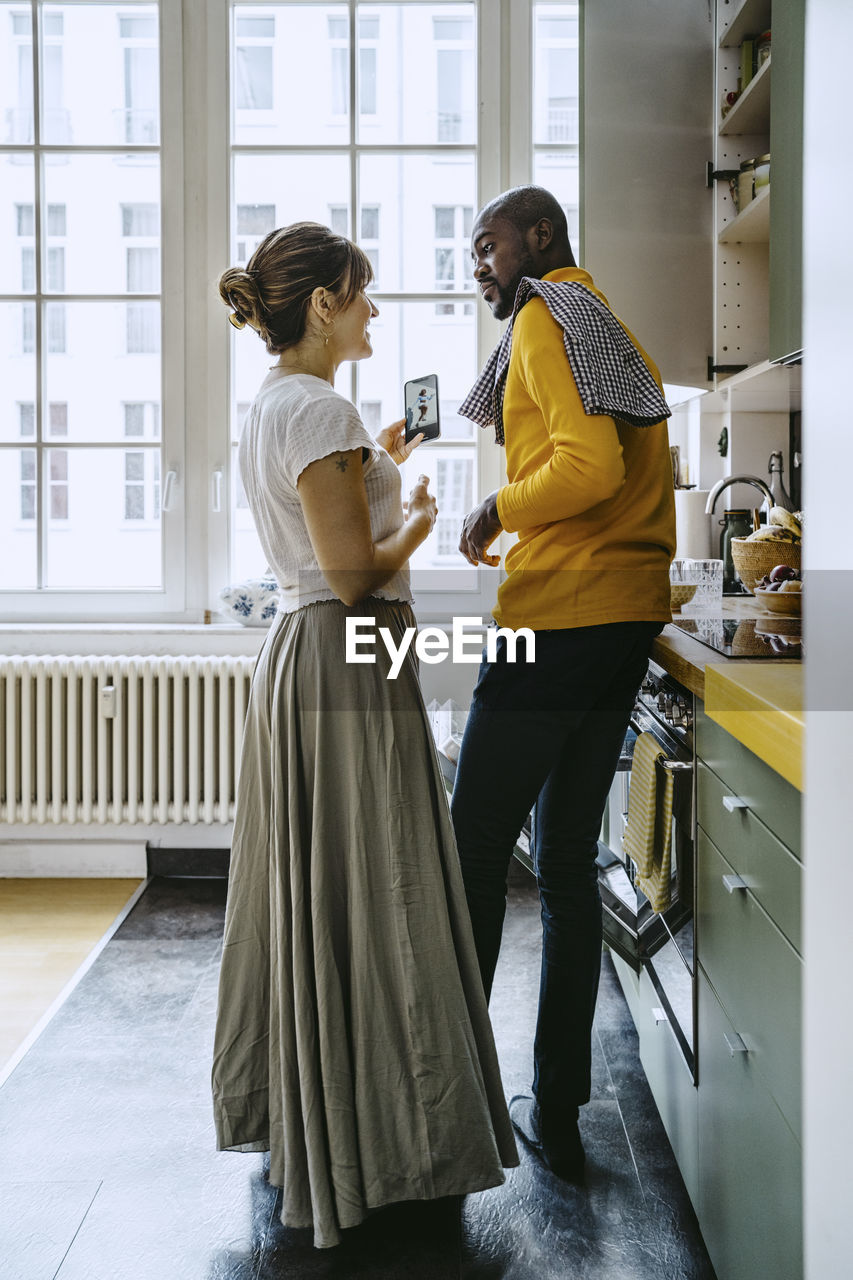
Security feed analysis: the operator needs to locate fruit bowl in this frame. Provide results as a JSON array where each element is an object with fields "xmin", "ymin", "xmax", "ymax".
[
  {"xmin": 730, "ymin": 537, "xmax": 802, "ymax": 594},
  {"xmin": 754, "ymin": 586, "xmax": 802, "ymax": 616}
]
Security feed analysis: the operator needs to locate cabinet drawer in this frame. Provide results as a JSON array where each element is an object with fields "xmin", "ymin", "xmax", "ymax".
[
  {"xmin": 698, "ymin": 760, "xmax": 802, "ymax": 952},
  {"xmin": 637, "ymin": 967, "xmax": 699, "ymax": 1208},
  {"xmin": 696, "ymin": 705, "xmax": 801, "ymax": 858},
  {"xmin": 697, "ymin": 969, "xmax": 802, "ymax": 1280},
  {"xmin": 697, "ymin": 828, "xmax": 802, "ymax": 1139}
]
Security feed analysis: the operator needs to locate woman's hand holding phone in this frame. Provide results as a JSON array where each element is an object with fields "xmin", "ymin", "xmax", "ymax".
[{"xmin": 376, "ymin": 418, "xmax": 424, "ymax": 465}]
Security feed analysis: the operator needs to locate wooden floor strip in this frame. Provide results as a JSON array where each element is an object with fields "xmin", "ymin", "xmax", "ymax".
[{"xmin": 0, "ymin": 878, "xmax": 146, "ymax": 1080}]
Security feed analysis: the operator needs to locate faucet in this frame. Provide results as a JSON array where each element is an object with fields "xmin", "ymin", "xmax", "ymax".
[{"xmin": 704, "ymin": 475, "xmax": 774, "ymax": 515}]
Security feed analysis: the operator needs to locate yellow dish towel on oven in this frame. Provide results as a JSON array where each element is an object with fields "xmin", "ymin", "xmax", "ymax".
[{"xmin": 622, "ymin": 731, "xmax": 674, "ymax": 913}]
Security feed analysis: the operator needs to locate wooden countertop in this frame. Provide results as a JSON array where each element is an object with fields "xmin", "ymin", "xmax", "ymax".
[{"xmin": 651, "ymin": 598, "xmax": 804, "ymax": 791}]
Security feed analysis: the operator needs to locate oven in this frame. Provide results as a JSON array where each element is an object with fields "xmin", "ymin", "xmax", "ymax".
[{"xmin": 598, "ymin": 660, "xmax": 697, "ymax": 1081}]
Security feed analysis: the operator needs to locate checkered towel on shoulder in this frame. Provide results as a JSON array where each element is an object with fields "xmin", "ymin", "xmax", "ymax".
[{"xmin": 458, "ymin": 278, "xmax": 671, "ymax": 445}]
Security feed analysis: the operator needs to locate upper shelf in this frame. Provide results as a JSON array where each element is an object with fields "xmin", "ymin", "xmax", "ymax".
[
  {"xmin": 719, "ymin": 56, "xmax": 771, "ymax": 135},
  {"xmin": 720, "ymin": 0, "xmax": 773, "ymax": 49},
  {"xmin": 719, "ymin": 185, "xmax": 770, "ymax": 243}
]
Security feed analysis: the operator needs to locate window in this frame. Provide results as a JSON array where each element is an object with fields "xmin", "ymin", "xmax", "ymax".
[
  {"xmin": 47, "ymin": 247, "xmax": 65, "ymax": 292},
  {"xmin": 49, "ymin": 450, "xmax": 69, "ymax": 520},
  {"xmin": 235, "ymin": 12, "xmax": 274, "ymax": 110},
  {"xmin": 360, "ymin": 203, "xmax": 380, "ymax": 285},
  {"xmin": 21, "ymin": 246, "xmax": 35, "ymax": 292},
  {"xmin": 360, "ymin": 400, "xmax": 381, "ymax": 432},
  {"xmin": 18, "ymin": 403, "xmax": 35, "ymax": 437},
  {"xmin": 123, "ymin": 402, "xmax": 161, "ymax": 438},
  {"xmin": 21, "ymin": 304, "xmax": 35, "ymax": 355},
  {"xmin": 127, "ymin": 247, "xmax": 159, "ymax": 292},
  {"xmin": 235, "ymin": 203, "xmax": 275, "ymax": 262},
  {"xmin": 16, "ymin": 204, "xmax": 35, "ymax": 236},
  {"xmin": 122, "ymin": 201, "xmax": 160, "ymax": 293},
  {"xmin": 20, "ymin": 452, "xmax": 36, "ymax": 520},
  {"xmin": 126, "ymin": 303, "xmax": 159, "ymax": 353},
  {"xmin": 433, "ymin": 204, "xmax": 474, "ymax": 317},
  {"xmin": 49, "ymin": 403, "xmax": 68, "ymax": 437},
  {"xmin": 533, "ymin": 4, "xmax": 580, "ymax": 244},
  {"xmin": 47, "ymin": 304, "xmax": 66, "ymax": 354},
  {"xmin": 228, "ymin": 2, "xmax": 484, "ymax": 600},
  {"xmin": 435, "ymin": 456, "xmax": 473, "ymax": 555},
  {"xmin": 328, "ymin": 204, "xmax": 348, "ymax": 235},
  {"xmin": 123, "ymin": 450, "xmax": 161, "ymax": 521},
  {"xmin": 120, "ymin": 9, "xmax": 159, "ymax": 141},
  {"xmin": 2, "ymin": 2, "xmax": 170, "ymax": 601},
  {"xmin": 2, "ymin": 1, "xmax": 577, "ymax": 620},
  {"xmin": 122, "ymin": 203, "xmax": 159, "ymax": 237},
  {"xmin": 433, "ymin": 13, "xmax": 474, "ymax": 142},
  {"xmin": 359, "ymin": 17, "xmax": 378, "ymax": 116}
]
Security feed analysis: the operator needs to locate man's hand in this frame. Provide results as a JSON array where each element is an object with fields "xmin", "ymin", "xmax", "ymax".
[{"xmin": 459, "ymin": 491, "xmax": 502, "ymax": 566}]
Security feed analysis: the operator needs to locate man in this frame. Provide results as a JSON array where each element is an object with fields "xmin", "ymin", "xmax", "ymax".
[{"xmin": 451, "ymin": 186, "xmax": 676, "ymax": 1181}]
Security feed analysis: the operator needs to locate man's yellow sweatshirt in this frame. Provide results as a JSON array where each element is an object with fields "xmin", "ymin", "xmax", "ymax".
[{"xmin": 493, "ymin": 266, "xmax": 676, "ymax": 631}]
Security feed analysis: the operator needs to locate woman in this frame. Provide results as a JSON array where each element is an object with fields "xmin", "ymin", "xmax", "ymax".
[{"xmin": 211, "ymin": 222, "xmax": 517, "ymax": 1249}]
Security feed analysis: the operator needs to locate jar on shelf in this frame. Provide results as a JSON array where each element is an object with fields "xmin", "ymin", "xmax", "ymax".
[
  {"xmin": 754, "ymin": 154, "xmax": 771, "ymax": 193},
  {"xmin": 720, "ymin": 88, "xmax": 740, "ymax": 121},
  {"xmin": 738, "ymin": 159, "xmax": 755, "ymax": 211},
  {"xmin": 756, "ymin": 30, "xmax": 771, "ymax": 67}
]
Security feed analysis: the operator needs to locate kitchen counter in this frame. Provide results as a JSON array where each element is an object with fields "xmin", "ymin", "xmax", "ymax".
[{"xmin": 652, "ymin": 598, "xmax": 804, "ymax": 791}]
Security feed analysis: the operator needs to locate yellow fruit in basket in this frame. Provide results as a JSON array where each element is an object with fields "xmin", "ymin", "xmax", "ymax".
[
  {"xmin": 779, "ymin": 579, "xmax": 802, "ymax": 593},
  {"xmin": 768, "ymin": 507, "xmax": 802, "ymax": 536},
  {"xmin": 746, "ymin": 525, "xmax": 797, "ymax": 542}
]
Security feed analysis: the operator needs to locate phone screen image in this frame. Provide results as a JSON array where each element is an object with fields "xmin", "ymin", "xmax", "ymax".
[{"xmin": 404, "ymin": 374, "xmax": 440, "ymax": 443}]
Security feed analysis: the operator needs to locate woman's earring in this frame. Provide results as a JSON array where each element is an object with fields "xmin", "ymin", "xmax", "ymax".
[{"xmin": 324, "ymin": 320, "xmax": 336, "ymax": 347}]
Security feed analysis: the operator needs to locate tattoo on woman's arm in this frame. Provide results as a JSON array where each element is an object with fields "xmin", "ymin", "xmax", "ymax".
[{"xmin": 334, "ymin": 455, "xmax": 349, "ymax": 472}]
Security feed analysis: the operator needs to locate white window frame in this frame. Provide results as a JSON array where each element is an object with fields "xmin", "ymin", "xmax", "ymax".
[
  {"xmin": 1, "ymin": 0, "xmax": 186, "ymax": 622},
  {"xmin": 3, "ymin": 0, "xmax": 572, "ymax": 626},
  {"xmin": 207, "ymin": 0, "xmax": 511, "ymax": 625}
]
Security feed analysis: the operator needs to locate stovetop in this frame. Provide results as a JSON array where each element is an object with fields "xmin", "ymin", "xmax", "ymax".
[{"xmin": 669, "ymin": 615, "xmax": 802, "ymax": 659}]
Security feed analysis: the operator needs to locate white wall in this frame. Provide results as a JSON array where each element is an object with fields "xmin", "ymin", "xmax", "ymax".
[{"xmin": 801, "ymin": 2, "xmax": 853, "ymax": 1275}]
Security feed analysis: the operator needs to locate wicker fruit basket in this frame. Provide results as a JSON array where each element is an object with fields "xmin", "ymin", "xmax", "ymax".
[{"xmin": 730, "ymin": 537, "xmax": 802, "ymax": 594}]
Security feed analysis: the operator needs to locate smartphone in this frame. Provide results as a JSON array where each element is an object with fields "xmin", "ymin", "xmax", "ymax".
[{"xmin": 404, "ymin": 374, "xmax": 441, "ymax": 444}]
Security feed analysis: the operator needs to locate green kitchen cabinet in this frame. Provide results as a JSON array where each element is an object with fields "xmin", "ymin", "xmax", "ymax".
[
  {"xmin": 696, "ymin": 703, "xmax": 803, "ymax": 1280},
  {"xmin": 697, "ymin": 968, "xmax": 803, "ymax": 1280},
  {"xmin": 697, "ymin": 827, "xmax": 802, "ymax": 1138}
]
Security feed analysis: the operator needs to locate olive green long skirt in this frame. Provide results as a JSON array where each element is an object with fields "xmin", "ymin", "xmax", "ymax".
[{"xmin": 211, "ymin": 599, "xmax": 517, "ymax": 1248}]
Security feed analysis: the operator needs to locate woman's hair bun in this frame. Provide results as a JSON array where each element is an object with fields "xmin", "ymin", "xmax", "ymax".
[{"xmin": 218, "ymin": 267, "xmax": 262, "ymax": 333}]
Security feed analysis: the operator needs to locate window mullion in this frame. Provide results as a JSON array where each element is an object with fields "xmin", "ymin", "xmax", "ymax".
[
  {"xmin": 350, "ymin": 0, "xmax": 358, "ymax": 408},
  {"xmin": 34, "ymin": 2, "xmax": 45, "ymax": 589}
]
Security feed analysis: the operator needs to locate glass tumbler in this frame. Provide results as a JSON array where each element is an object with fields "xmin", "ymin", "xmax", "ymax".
[{"xmin": 683, "ymin": 559, "xmax": 724, "ymax": 614}]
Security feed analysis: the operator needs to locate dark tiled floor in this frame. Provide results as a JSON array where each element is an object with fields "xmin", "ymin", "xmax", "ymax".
[{"xmin": 0, "ymin": 871, "xmax": 715, "ymax": 1280}]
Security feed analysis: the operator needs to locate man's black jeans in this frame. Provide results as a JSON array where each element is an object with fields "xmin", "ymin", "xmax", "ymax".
[{"xmin": 450, "ymin": 620, "xmax": 663, "ymax": 1116}]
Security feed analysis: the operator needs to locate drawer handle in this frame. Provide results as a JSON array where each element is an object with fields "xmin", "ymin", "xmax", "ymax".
[
  {"xmin": 722, "ymin": 873, "xmax": 749, "ymax": 893},
  {"xmin": 722, "ymin": 794, "xmax": 749, "ymax": 812},
  {"xmin": 652, "ymin": 1007, "xmax": 668, "ymax": 1026},
  {"xmin": 724, "ymin": 1032, "xmax": 749, "ymax": 1056}
]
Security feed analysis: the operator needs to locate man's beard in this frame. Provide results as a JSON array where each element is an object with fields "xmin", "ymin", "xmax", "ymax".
[{"xmin": 492, "ymin": 251, "xmax": 539, "ymax": 320}]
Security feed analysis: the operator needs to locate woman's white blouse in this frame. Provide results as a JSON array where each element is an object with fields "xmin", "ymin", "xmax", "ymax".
[{"xmin": 238, "ymin": 370, "xmax": 413, "ymax": 613}]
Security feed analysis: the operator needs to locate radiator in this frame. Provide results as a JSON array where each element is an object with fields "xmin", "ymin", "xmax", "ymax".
[{"xmin": 0, "ymin": 656, "xmax": 256, "ymax": 825}]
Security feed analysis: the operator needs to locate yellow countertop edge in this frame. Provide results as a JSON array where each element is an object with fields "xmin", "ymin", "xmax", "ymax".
[{"xmin": 704, "ymin": 663, "xmax": 804, "ymax": 791}]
